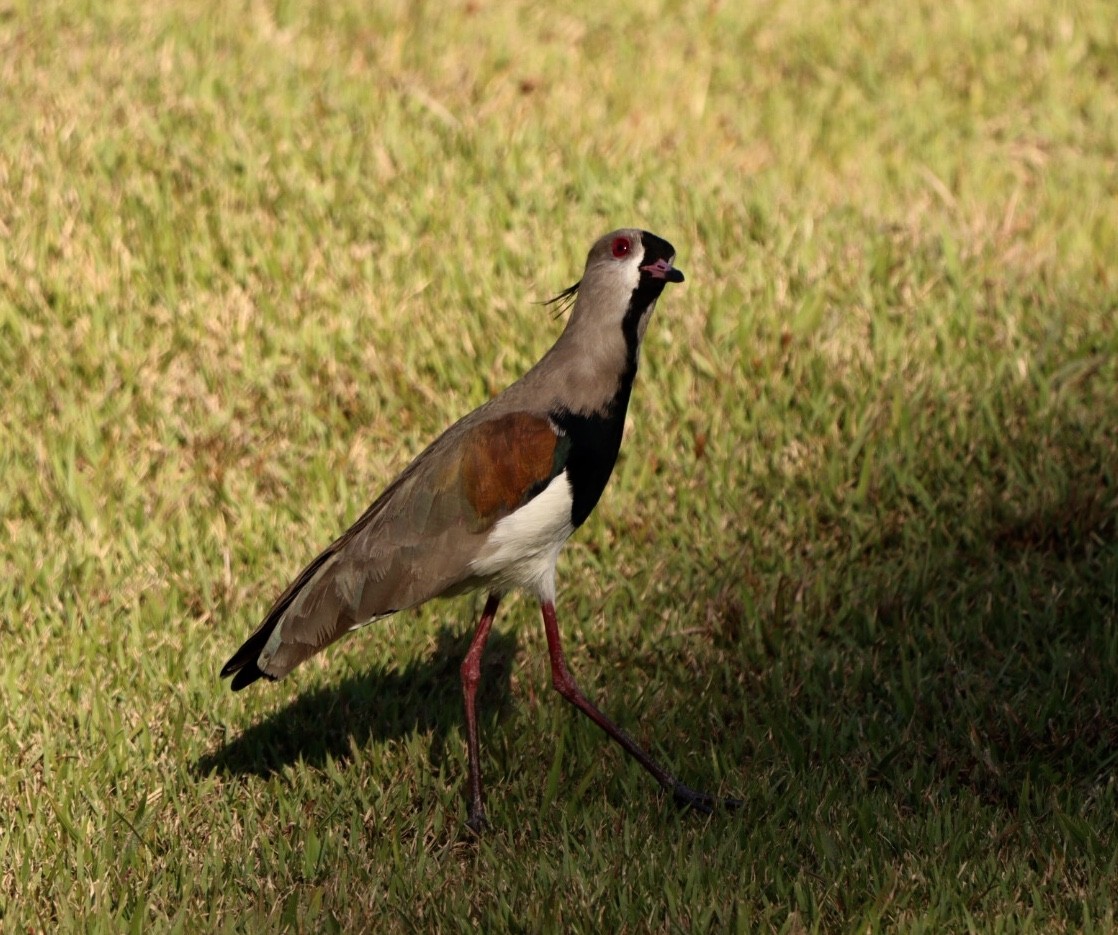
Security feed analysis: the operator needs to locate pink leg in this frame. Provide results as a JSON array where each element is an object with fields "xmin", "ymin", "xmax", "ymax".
[
  {"xmin": 460, "ymin": 592, "xmax": 501, "ymax": 831},
  {"xmin": 541, "ymin": 600, "xmax": 739, "ymax": 813}
]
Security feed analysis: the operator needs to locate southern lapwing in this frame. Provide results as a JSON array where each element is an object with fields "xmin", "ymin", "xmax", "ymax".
[{"xmin": 221, "ymin": 228, "xmax": 739, "ymax": 829}]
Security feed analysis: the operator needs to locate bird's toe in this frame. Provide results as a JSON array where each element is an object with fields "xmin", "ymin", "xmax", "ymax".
[{"xmin": 671, "ymin": 784, "xmax": 742, "ymax": 815}]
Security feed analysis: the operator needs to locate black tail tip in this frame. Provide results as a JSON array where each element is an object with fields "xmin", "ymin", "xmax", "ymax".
[{"xmin": 222, "ymin": 660, "xmax": 275, "ymax": 692}]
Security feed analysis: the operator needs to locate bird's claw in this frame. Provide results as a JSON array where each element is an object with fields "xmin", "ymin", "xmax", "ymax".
[
  {"xmin": 465, "ymin": 807, "xmax": 489, "ymax": 834},
  {"xmin": 671, "ymin": 784, "xmax": 743, "ymax": 814}
]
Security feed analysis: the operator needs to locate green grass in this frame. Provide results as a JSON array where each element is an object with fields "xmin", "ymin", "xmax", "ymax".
[{"xmin": 2, "ymin": 0, "xmax": 1117, "ymax": 929}]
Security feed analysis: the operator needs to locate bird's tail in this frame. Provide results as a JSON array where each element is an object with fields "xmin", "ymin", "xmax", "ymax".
[
  {"xmin": 220, "ymin": 548, "xmax": 338, "ymax": 691},
  {"xmin": 219, "ymin": 621, "xmax": 276, "ymax": 691}
]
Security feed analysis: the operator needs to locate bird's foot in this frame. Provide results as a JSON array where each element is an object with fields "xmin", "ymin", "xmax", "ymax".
[
  {"xmin": 671, "ymin": 783, "xmax": 744, "ymax": 815},
  {"xmin": 465, "ymin": 806, "xmax": 489, "ymax": 834}
]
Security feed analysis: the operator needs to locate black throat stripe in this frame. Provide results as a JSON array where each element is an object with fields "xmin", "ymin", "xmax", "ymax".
[
  {"xmin": 550, "ymin": 382, "xmax": 633, "ymax": 528},
  {"xmin": 551, "ymin": 232, "xmax": 676, "ymax": 528}
]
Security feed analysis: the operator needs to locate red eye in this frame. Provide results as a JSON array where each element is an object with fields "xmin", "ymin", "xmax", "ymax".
[{"xmin": 611, "ymin": 236, "xmax": 631, "ymax": 258}]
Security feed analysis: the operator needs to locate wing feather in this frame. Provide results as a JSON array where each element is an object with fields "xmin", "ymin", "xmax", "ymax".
[{"xmin": 221, "ymin": 411, "xmax": 569, "ymax": 687}]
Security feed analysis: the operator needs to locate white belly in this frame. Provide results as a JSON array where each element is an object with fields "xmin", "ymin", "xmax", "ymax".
[{"xmin": 469, "ymin": 472, "xmax": 575, "ymax": 602}]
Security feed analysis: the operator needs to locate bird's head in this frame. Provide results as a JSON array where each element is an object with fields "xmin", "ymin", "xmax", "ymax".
[{"xmin": 551, "ymin": 228, "xmax": 685, "ymax": 352}]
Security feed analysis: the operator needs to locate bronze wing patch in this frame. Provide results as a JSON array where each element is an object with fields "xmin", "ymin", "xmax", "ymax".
[{"xmin": 460, "ymin": 413, "xmax": 570, "ymax": 527}]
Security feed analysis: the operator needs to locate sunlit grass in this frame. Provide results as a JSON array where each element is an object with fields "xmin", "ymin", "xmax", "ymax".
[{"xmin": 2, "ymin": 0, "xmax": 1117, "ymax": 930}]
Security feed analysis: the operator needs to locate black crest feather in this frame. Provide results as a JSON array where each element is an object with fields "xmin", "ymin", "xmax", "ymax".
[{"xmin": 544, "ymin": 280, "xmax": 580, "ymax": 319}]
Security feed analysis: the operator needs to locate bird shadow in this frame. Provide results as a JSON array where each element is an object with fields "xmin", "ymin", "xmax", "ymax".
[{"xmin": 195, "ymin": 624, "xmax": 519, "ymax": 780}]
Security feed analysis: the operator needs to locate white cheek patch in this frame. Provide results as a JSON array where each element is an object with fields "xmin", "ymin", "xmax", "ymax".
[{"xmin": 620, "ymin": 248, "xmax": 643, "ymax": 295}]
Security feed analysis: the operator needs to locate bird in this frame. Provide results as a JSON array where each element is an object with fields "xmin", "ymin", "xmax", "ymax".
[{"xmin": 221, "ymin": 227, "xmax": 740, "ymax": 830}]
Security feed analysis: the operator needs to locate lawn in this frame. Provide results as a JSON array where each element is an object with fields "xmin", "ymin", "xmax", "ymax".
[{"xmin": 2, "ymin": 0, "xmax": 1117, "ymax": 930}]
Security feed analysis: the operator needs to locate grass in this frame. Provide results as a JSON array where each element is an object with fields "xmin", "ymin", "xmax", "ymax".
[{"xmin": 2, "ymin": 0, "xmax": 1117, "ymax": 929}]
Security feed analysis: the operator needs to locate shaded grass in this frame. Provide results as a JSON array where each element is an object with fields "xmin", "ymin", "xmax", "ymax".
[{"xmin": 2, "ymin": 0, "xmax": 1118, "ymax": 930}]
